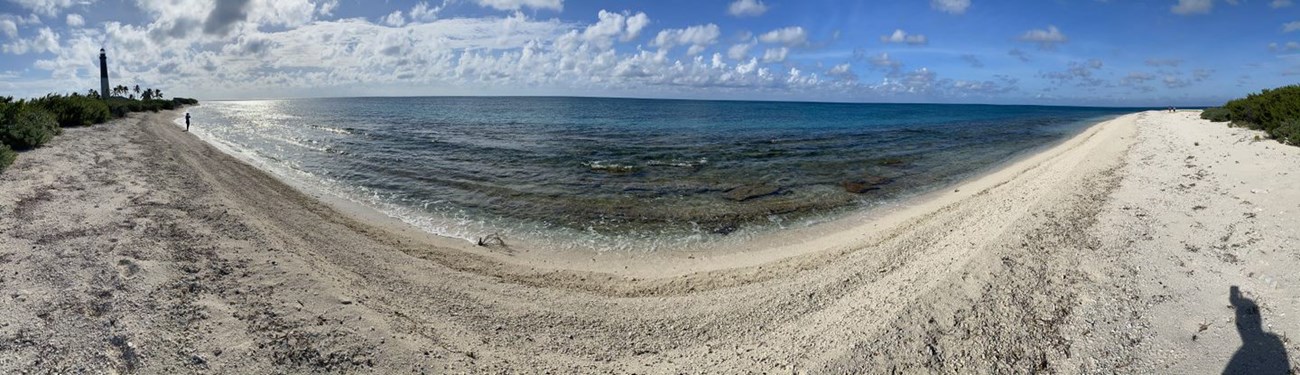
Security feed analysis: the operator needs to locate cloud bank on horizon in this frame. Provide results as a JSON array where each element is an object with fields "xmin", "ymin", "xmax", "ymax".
[{"xmin": 0, "ymin": 0, "xmax": 1298, "ymax": 105}]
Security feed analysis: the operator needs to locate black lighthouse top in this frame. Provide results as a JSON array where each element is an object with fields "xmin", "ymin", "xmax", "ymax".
[{"xmin": 98, "ymin": 48, "xmax": 108, "ymax": 77}]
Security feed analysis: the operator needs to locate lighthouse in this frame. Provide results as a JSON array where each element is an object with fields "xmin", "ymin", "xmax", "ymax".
[{"xmin": 99, "ymin": 48, "xmax": 109, "ymax": 100}]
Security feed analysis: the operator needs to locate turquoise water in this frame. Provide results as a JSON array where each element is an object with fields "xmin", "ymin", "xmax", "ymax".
[{"xmin": 185, "ymin": 97, "xmax": 1132, "ymax": 251}]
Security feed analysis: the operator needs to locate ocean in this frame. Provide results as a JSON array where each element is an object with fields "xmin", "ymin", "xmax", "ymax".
[{"xmin": 181, "ymin": 97, "xmax": 1132, "ymax": 252}]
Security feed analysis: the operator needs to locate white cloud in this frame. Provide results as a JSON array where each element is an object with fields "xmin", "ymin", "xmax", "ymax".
[
  {"xmin": 624, "ymin": 13, "xmax": 649, "ymax": 41},
  {"xmin": 1271, "ymin": 0, "xmax": 1293, "ymax": 8},
  {"xmin": 475, "ymin": 0, "xmax": 562, "ymax": 11},
  {"xmin": 9, "ymin": 7, "xmax": 1012, "ymax": 102},
  {"xmin": 0, "ymin": 20, "xmax": 17, "ymax": 39},
  {"xmin": 827, "ymin": 63, "xmax": 856, "ymax": 81},
  {"xmin": 651, "ymin": 24, "xmax": 720, "ymax": 55},
  {"xmin": 727, "ymin": 0, "xmax": 768, "ymax": 17},
  {"xmin": 727, "ymin": 40, "xmax": 755, "ymax": 60},
  {"xmin": 409, "ymin": 2, "xmax": 444, "ymax": 23},
  {"xmin": 318, "ymin": 0, "xmax": 339, "ymax": 16},
  {"xmin": 1019, "ymin": 25, "xmax": 1067, "ymax": 50},
  {"xmin": 867, "ymin": 52, "xmax": 900, "ymax": 70},
  {"xmin": 581, "ymin": 10, "xmax": 650, "ymax": 47},
  {"xmin": 930, "ymin": 0, "xmax": 970, "ymax": 14},
  {"xmin": 880, "ymin": 29, "xmax": 927, "ymax": 45},
  {"xmin": 1284, "ymin": 21, "xmax": 1300, "ymax": 32},
  {"xmin": 9, "ymin": 0, "xmax": 85, "ymax": 17},
  {"xmin": 761, "ymin": 46, "xmax": 787, "ymax": 62},
  {"xmin": 66, "ymin": 13, "xmax": 84, "ymax": 27},
  {"xmin": 758, "ymin": 26, "xmax": 806, "ymax": 47},
  {"xmin": 2, "ymin": 26, "xmax": 59, "ymax": 55},
  {"xmin": 383, "ymin": 11, "xmax": 405, "ymax": 27},
  {"xmin": 1171, "ymin": 0, "xmax": 1212, "ymax": 15}
]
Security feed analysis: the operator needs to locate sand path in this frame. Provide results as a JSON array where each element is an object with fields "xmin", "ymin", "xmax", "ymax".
[{"xmin": 0, "ymin": 110, "xmax": 1296, "ymax": 373}]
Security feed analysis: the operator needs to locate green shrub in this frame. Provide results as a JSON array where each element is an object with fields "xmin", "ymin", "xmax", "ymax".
[
  {"xmin": 2, "ymin": 106, "xmax": 59, "ymax": 150},
  {"xmin": 1222, "ymin": 85, "xmax": 1300, "ymax": 134},
  {"xmin": 0, "ymin": 143, "xmax": 15, "ymax": 172},
  {"xmin": 173, "ymin": 97, "xmax": 199, "ymax": 106},
  {"xmin": 1200, "ymin": 107, "xmax": 1231, "ymax": 122},
  {"xmin": 31, "ymin": 94, "xmax": 111, "ymax": 127},
  {"xmin": 1274, "ymin": 119, "xmax": 1300, "ymax": 146}
]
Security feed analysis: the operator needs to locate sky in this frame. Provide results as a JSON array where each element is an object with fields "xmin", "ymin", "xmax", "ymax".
[{"xmin": 0, "ymin": 0, "xmax": 1298, "ymax": 106}]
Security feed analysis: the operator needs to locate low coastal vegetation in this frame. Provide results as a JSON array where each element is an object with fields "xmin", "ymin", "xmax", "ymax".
[
  {"xmin": 0, "ymin": 91, "xmax": 198, "ymax": 173},
  {"xmin": 1201, "ymin": 84, "xmax": 1300, "ymax": 145}
]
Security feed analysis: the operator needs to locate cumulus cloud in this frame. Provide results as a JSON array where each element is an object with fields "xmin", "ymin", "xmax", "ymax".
[
  {"xmin": 408, "ymin": 2, "xmax": 444, "ymax": 22},
  {"xmin": 383, "ymin": 11, "xmax": 406, "ymax": 27},
  {"xmin": 1019, "ymin": 25, "xmax": 1067, "ymax": 50},
  {"xmin": 758, "ymin": 26, "xmax": 807, "ymax": 47},
  {"xmin": 827, "ymin": 63, "xmax": 855, "ymax": 80},
  {"xmin": 9, "ymin": 0, "xmax": 85, "ymax": 17},
  {"xmin": 930, "ymin": 0, "xmax": 970, "ymax": 14},
  {"xmin": 0, "ymin": 20, "xmax": 17, "ymax": 39},
  {"xmin": 880, "ymin": 29, "xmax": 927, "ymax": 45},
  {"xmin": 1271, "ymin": 0, "xmax": 1293, "ymax": 8},
  {"xmin": 960, "ymin": 54, "xmax": 983, "ymax": 68},
  {"xmin": 11, "ymin": 6, "xmax": 1020, "ymax": 102},
  {"xmin": 2, "ymin": 26, "xmax": 59, "ymax": 55},
  {"xmin": 66, "ymin": 13, "xmax": 84, "ymax": 27},
  {"xmin": 761, "ymin": 46, "xmax": 787, "ymax": 62},
  {"xmin": 476, "ymin": 0, "xmax": 562, "ymax": 11},
  {"xmin": 581, "ymin": 10, "xmax": 650, "ymax": 47},
  {"xmin": 651, "ymin": 24, "xmax": 720, "ymax": 55},
  {"xmin": 727, "ymin": 40, "xmax": 756, "ymax": 60},
  {"xmin": 727, "ymin": 0, "xmax": 768, "ymax": 17},
  {"xmin": 1171, "ymin": 0, "xmax": 1212, "ymax": 15},
  {"xmin": 866, "ymin": 52, "xmax": 901, "ymax": 72}
]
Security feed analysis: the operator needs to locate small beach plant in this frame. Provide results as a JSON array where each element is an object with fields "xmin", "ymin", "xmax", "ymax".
[{"xmin": 0, "ymin": 143, "xmax": 15, "ymax": 172}]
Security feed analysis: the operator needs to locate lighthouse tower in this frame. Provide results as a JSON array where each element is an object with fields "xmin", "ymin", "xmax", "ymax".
[{"xmin": 99, "ymin": 48, "xmax": 109, "ymax": 100}]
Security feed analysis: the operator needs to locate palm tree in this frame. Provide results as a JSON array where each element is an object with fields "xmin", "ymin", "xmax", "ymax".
[
  {"xmin": 132, "ymin": 85, "xmax": 140, "ymax": 97},
  {"xmin": 154, "ymin": 88, "xmax": 164, "ymax": 99}
]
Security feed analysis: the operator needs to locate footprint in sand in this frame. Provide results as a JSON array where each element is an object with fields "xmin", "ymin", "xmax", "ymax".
[{"xmin": 116, "ymin": 259, "xmax": 140, "ymax": 278}]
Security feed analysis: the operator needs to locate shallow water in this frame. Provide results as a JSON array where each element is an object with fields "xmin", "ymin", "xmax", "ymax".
[{"xmin": 184, "ymin": 97, "xmax": 1131, "ymax": 251}]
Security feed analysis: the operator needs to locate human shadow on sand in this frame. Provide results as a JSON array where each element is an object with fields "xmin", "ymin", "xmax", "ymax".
[{"xmin": 1223, "ymin": 286, "xmax": 1291, "ymax": 375}]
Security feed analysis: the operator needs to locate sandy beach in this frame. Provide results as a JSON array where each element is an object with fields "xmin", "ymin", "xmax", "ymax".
[{"xmin": 1, "ymin": 109, "xmax": 1297, "ymax": 373}]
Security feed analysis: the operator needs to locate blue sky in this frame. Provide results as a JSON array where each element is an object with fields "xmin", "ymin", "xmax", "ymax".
[{"xmin": 1, "ymin": 0, "xmax": 1298, "ymax": 106}]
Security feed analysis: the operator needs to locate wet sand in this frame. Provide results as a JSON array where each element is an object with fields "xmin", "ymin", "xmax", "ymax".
[{"xmin": 0, "ymin": 109, "xmax": 1296, "ymax": 373}]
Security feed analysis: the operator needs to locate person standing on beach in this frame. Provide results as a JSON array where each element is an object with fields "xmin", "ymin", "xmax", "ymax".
[{"xmin": 185, "ymin": 112, "xmax": 191, "ymax": 131}]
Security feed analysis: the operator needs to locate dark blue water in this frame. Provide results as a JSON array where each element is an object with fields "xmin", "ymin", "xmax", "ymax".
[{"xmin": 184, "ymin": 97, "xmax": 1131, "ymax": 251}]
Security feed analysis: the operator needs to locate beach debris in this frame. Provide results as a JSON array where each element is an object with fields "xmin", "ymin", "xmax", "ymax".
[
  {"xmin": 841, "ymin": 175, "xmax": 893, "ymax": 194},
  {"xmin": 476, "ymin": 233, "xmax": 507, "ymax": 248},
  {"xmin": 724, "ymin": 184, "xmax": 780, "ymax": 201}
]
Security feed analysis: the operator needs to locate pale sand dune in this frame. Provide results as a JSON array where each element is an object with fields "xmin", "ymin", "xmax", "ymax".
[{"xmin": 0, "ymin": 109, "xmax": 1296, "ymax": 373}]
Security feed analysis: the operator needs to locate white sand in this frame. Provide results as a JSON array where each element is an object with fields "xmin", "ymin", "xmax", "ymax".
[{"xmin": 0, "ymin": 109, "xmax": 1295, "ymax": 373}]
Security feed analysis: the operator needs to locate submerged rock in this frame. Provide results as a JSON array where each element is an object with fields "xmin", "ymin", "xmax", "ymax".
[
  {"xmin": 724, "ymin": 184, "xmax": 781, "ymax": 201},
  {"xmin": 841, "ymin": 175, "xmax": 893, "ymax": 194}
]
